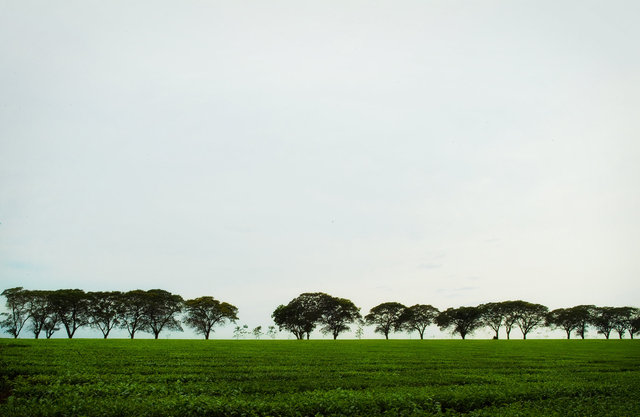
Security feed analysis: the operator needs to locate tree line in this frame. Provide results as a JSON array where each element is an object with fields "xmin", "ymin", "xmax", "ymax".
[
  {"xmin": 0, "ymin": 288, "xmax": 237, "ymax": 340},
  {"xmin": 2, "ymin": 288, "xmax": 639, "ymax": 340},
  {"xmin": 272, "ymin": 293, "xmax": 640, "ymax": 340}
]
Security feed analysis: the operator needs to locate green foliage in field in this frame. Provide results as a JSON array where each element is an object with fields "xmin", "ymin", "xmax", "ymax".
[{"xmin": 1, "ymin": 339, "xmax": 638, "ymax": 416}]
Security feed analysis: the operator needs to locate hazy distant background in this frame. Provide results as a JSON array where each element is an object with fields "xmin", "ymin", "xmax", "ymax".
[{"xmin": 1, "ymin": 1, "xmax": 639, "ymax": 338}]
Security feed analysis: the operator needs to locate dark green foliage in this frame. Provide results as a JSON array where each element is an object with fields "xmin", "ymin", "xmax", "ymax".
[
  {"xmin": 399, "ymin": 304, "xmax": 440, "ymax": 339},
  {"xmin": 143, "ymin": 289, "xmax": 184, "ymax": 339},
  {"xmin": 48, "ymin": 289, "xmax": 90, "ymax": 339},
  {"xmin": 547, "ymin": 305, "xmax": 595, "ymax": 339},
  {"xmin": 435, "ymin": 306, "xmax": 483, "ymax": 339},
  {"xmin": 1, "ymin": 340, "xmax": 639, "ymax": 416},
  {"xmin": 184, "ymin": 297, "xmax": 238, "ymax": 340},
  {"xmin": 365, "ymin": 302, "xmax": 407, "ymax": 339},
  {"xmin": 0, "ymin": 288, "xmax": 30, "ymax": 339},
  {"xmin": 87, "ymin": 291, "xmax": 124, "ymax": 339},
  {"xmin": 319, "ymin": 297, "xmax": 362, "ymax": 340},
  {"xmin": 272, "ymin": 293, "xmax": 361, "ymax": 340}
]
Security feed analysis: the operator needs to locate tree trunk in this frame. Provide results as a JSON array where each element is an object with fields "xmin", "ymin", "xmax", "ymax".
[
  {"xmin": 205, "ymin": 332, "xmax": 210, "ymax": 340},
  {"xmin": 566, "ymin": 330, "xmax": 571, "ymax": 339},
  {"xmin": 523, "ymin": 333, "xmax": 527, "ymax": 340}
]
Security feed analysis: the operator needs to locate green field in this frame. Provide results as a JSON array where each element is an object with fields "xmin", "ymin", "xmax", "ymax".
[{"xmin": 1, "ymin": 339, "xmax": 638, "ymax": 416}]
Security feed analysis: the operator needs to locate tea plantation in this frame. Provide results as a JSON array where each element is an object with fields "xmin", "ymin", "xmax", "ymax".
[{"xmin": 1, "ymin": 339, "xmax": 638, "ymax": 416}]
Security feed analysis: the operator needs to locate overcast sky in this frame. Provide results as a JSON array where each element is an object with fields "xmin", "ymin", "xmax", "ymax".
[{"xmin": 1, "ymin": 1, "xmax": 639, "ymax": 338}]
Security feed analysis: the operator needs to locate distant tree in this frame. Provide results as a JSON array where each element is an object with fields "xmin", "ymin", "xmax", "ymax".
[
  {"xmin": 355, "ymin": 321, "xmax": 364, "ymax": 339},
  {"xmin": 143, "ymin": 289, "xmax": 184, "ymax": 339},
  {"xmin": 630, "ymin": 313, "xmax": 640, "ymax": 340},
  {"xmin": 183, "ymin": 296, "xmax": 238, "ymax": 340},
  {"xmin": 233, "ymin": 324, "xmax": 249, "ymax": 339},
  {"xmin": 0, "ymin": 287, "xmax": 31, "ymax": 338},
  {"xmin": 88, "ymin": 291, "xmax": 124, "ymax": 339},
  {"xmin": 399, "ymin": 304, "xmax": 439, "ymax": 339},
  {"xmin": 435, "ymin": 306, "xmax": 483, "ymax": 339},
  {"xmin": 513, "ymin": 301, "xmax": 548, "ymax": 339},
  {"xmin": 479, "ymin": 302, "xmax": 508, "ymax": 339},
  {"xmin": 500, "ymin": 301, "xmax": 521, "ymax": 340},
  {"xmin": 272, "ymin": 293, "xmax": 330, "ymax": 340},
  {"xmin": 365, "ymin": 302, "xmax": 406, "ymax": 339},
  {"xmin": 26, "ymin": 290, "xmax": 54, "ymax": 339},
  {"xmin": 43, "ymin": 314, "xmax": 60, "ymax": 339},
  {"xmin": 546, "ymin": 307, "xmax": 583, "ymax": 339},
  {"xmin": 49, "ymin": 289, "xmax": 90, "ymax": 339},
  {"xmin": 611, "ymin": 307, "xmax": 637, "ymax": 339},
  {"xmin": 120, "ymin": 290, "xmax": 151, "ymax": 339},
  {"xmin": 252, "ymin": 326, "xmax": 263, "ymax": 339},
  {"xmin": 591, "ymin": 306, "xmax": 617, "ymax": 339},
  {"xmin": 267, "ymin": 325, "xmax": 278, "ymax": 339},
  {"xmin": 570, "ymin": 305, "xmax": 596, "ymax": 339},
  {"xmin": 319, "ymin": 297, "xmax": 362, "ymax": 340}
]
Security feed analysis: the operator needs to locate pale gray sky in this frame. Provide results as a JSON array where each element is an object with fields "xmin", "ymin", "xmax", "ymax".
[{"xmin": 1, "ymin": 1, "xmax": 639, "ymax": 338}]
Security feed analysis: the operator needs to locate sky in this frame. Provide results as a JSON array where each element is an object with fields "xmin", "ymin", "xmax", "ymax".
[{"xmin": 1, "ymin": 1, "xmax": 639, "ymax": 339}]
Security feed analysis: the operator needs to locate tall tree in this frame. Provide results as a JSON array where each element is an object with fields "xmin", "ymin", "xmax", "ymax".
[
  {"xmin": 0, "ymin": 287, "xmax": 31, "ymax": 338},
  {"xmin": 183, "ymin": 296, "xmax": 238, "ymax": 340},
  {"xmin": 500, "ymin": 301, "xmax": 521, "ymax": 340},
  {"xmin": 435, "ymin": 306, "xmax": 483, "ymax": 339},
  {"xmin": 399, "ymin": 304, "xmax": 439, "ymax": 339},
  {"xmin": 611, "ymin": 307, "xmax": 637, "ymax": 339},
  {"xmin": 365, "ymin": 302, "xmax": 406, "ymax": 339},
  {"xmin": 120, "ymin": 290, "xmax": 151, "ymax": 339},
  {"xmin": 319, "ymin": 297, "xmax": 362, "ymax": 340},
  {"xmin": 88, "ymin": 291, "xmax": 124, "ymax": 339},
  {"xmin": 591, "ymin": 306, "xmax": 617, "ymax": 339},
  {"xmin": 479, "ymin": 302, "xmax": 507, "ymax": 339},
  {"xmin": 271, "ymin": 293, "xmax": 330, "ymax": 340},
  {"xmin": 512, "ymin": 301, "xmax": 548, "ymax": 339},
  {"xmin": 569, "ymin": 305, "xmax": 596, "ymax": 339},
  {"xmin": 49, "ymin": 289, "xmax": 90, "ymax": 339},
  {"xmin": 143, "ymin": 289, "xmax": 184, "ymax": 339},
  {"xmin": 546, "ymin": 308, "xmax": 583, "ymax": 339}
]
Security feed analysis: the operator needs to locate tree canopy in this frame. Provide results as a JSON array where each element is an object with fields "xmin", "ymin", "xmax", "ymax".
[
  {"xmin": 184, "ymin": 297, "xmax": 238, "ymax": 340},
  {"xmin": 365, "ymin": 302, "xmax": 406, "ymax": 339}
]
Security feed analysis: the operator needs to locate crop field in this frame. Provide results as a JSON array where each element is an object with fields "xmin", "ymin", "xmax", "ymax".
[{"xmin": 0, "ymin": 339, "xmax": 638, "ymax": 416}]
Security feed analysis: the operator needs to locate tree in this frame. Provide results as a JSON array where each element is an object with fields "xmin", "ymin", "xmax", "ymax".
[
  {"xmin": 233, "ymin": 324, "xmax": 249, "ymax": 339},
  {"xmin": 143, "ymin": 289, "xmax": 184, "ymax": 339},
  {"xmin": 591, "ymin": 307, "xmax": 617, "ymax": 339},
  {"xmin": 355, "ymin": 321, "xmax": 364, "ymax": 339},
  {"xmin": 570, "ymin": 305, "xmax": 595, "ymax": 339},
  {"xmin": 183, "ymin": 296, "xmax": 238, "ymax": 340},
  {"xmin": 512, "ymin": 301, "xmax": 548, "ymax": 339},
  {"xmin": 88, "ymin": 291, "xmax": 124, "ymax": 339},
  {"xmin": 252, "ymin": 326, "xmax": 263, "ymax": 339},
  {"xmin": 26, "ymin": 290, "xmax": 53, "ymax": 339},
  {"xmin": 435, "ymin": 306, "xmax": 483, "ymax": 339},
  {"xmin": 319, "ymin": 297, "xmax": 362, "ymax": 340},
  {"xmin": 546, "ymin": 308, "xmax": 582, "ymax": 339},
  {"xmin": 0, "ymin": 287, "xmax": 31, "ymax": 338},
  {"xmin": 49, "ymin": 289, "xmax": 90, "ymax": 339},
  {"xmin": 365, "ymin": 302, "xmax": 406, "ymax": 339},
  {"xmin": 630, "ymin": 313, "xmax": 640, "ymax": 340},
  {"xmin": 502, "ymin": 301, "xmax": 520, "ymax": 340},
  {"xmin": 479, "ymin": 302, "xmax": 508, "ymax": 339},
  {"xmin": 399, "ymin": 304, "xmax": 439, "ymax": 339},
  {"xmin": 271, "ymin": 293, "xmax": 330, "ymax": 340},
  {"xmin": 267, "ymin": 325, "xmax": 278, "ymax": 339},
  {"xmin": 120, "ymin": 290, "xmax": 151, "ymax": 339},
  {"xmin": 611, "ymin": 307, "xmax": 636, "ymax": 339}
]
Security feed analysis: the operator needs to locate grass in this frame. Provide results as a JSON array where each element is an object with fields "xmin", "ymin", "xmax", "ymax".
[{"xmin": 1, "ymin": 339, "xmax": 638, "ymax": 416}]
